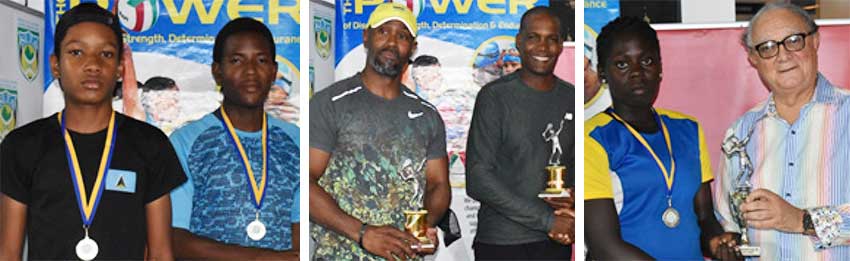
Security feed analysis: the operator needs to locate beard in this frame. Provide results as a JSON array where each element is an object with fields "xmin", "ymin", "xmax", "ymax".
[{"xmin": 368, "ymin": 48, "xmax": 404, "ymax": 77}]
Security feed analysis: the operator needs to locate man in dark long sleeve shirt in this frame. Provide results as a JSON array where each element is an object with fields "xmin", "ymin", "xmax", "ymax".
[{"xmin": 465, "ymin": 6, "xmax": 575, "ymax": 260}]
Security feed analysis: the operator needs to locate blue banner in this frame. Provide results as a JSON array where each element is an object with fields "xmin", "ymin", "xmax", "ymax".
[
  {"xmin": 44, "ymin": 0, "xmax": 301, "ymax": 129},
  {"xmin": 334, "ymin": 0, "xmax": 550, "ymax": 160},
  {"xmin": 336, "ymin": 0, "xmax": 546, "ymax": 66},
  {"xmin": 584, "ymin": 0, "xmax": 619, "ymax": 39}
]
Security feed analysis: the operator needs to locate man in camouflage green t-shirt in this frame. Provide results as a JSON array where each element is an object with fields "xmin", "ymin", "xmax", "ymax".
[{"xmin": 309, "ymin": 3, "xmax": 450, "ymax": 260}]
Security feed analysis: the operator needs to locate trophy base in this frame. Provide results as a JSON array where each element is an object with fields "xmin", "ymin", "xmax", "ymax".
[
  {"xmin": 410, "ymin": 238, "xmax": 435, "ymax": 249},
  {"xmin": 739, "ymin": 245, "xmax": 761, "ymax": 257},
  {"xmin": 540, "ymin": 165, "xmax": 568, "ymax": 198},
  {"xmin": 538, "ymin": 190, "xmax": 571, "ymax": 198}
]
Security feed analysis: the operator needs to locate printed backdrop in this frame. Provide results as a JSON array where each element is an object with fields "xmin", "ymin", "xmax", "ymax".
[
  {"xmin": 44, "ymin": 0, "xmax": 301, "ymax": 134},
  {"xmin": 333, "ymin": 1, "xmax": 572, "ymax": 260},
  {"xmin": 584, "ymin": 0, "xmax": 618, "ymax": 38}
]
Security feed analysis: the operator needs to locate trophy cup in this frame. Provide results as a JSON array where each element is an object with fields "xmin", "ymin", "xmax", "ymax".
[
  {"xmin": 721, "ymin": 120, "xmax": 764, "ymax": 257},
  {"xmin": 399, "ymin": 159, "xmax": 435, "ymax": 249},
  {"xmin": 539, "ymin": 113, "xmax": 571, "ymax": 198}
]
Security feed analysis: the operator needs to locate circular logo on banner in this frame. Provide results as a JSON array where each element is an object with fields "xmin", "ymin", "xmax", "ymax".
[
  {"xmin": 392, "ymin": 0, "xmax": 425, "ymax": 17},
  {"xmin": 470, "ymin": 36, "xmax": 519, "ymax": 86},
  {"xmin": 118, "ymin": 0, "xmax": 160, "ymax": 32}
]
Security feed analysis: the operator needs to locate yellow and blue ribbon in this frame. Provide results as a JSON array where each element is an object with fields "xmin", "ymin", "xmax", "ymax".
[
  {"xmin": 218, "ymin": 107, "xmax": 268, "ymax": 210},
  {"xmin": 58, "ymin": 110, "xmax": 117, "ymax": 227},
  {"xmin": 606, "ymin": 108, "xmax": 676, "ymax": 199}
]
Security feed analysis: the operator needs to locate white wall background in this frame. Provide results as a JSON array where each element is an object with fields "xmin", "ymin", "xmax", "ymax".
[
  {"xmin": 0, "ymin": 0, "xmax": 44, "ymax": 129},
  {"xmin": 310, "ymin": 0, "xmax": 335, "ymax": 93},
  {"xmin": 682, "ymin": 0, "xmax": 736, "ymax": 23},
  {"xmin": 6, "ymin": 0, "xmax": 42, "ymax": 13}
]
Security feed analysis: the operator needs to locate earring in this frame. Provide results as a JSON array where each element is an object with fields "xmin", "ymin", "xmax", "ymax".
[
  {"xmin": 601, "ymin": 78, "xmax": 607, "ymax": 84},
  {"xmin": 659, "ymin": 73, "xmax": 663, "ymax": 78}
]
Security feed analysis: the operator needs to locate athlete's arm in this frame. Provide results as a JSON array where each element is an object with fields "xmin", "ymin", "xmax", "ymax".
[
  {"xmin": 585, "ymin": 199, "xmax": 653, "ymax": 260},
  {"xmin": 414, "ymin": 156, "xmax": 450, "ymax": 255},
  {"xmin": 0, "ymin": 194, "xmax": 26, "ymax": 261},
  {"xmin": 171, "ymin": 224, "xmax": 299, "ymax": 260},
  {"xmin": 145, "ymin": 194, "xmax": 174, "ymax": 261},
  {"xmin": 695, "ymin": 182, "xmax": 741, "ymax": 260},
  {"xmin": 424, "ymin": 156, "xmax": 450, "ymax": 227}
]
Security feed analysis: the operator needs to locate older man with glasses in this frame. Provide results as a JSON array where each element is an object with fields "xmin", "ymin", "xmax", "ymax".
[{"xmin": 713, "ymin": 2, "xmax": 850, "ymax": 260}]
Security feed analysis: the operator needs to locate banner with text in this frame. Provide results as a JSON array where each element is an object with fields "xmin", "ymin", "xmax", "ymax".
[
  {"xmin": 584, "ymin": 0, "xmax": 618, "ymax": 38},
  {"xmin": 44, "ymin": 0, "xmax": 300, "ymax": 134},
  {"xmin": 333, "ymin": 1, "xmax": 564, "ymax": 260}
]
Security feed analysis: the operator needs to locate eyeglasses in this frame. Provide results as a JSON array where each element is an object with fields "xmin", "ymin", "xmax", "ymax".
[{"xmin": 752, "ymin": 30, "xmax": 817, "ymax": 59}]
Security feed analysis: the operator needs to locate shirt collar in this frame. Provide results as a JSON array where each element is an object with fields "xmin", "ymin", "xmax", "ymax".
[{"xmin": 757, "ymin": 73, "xmax": 837, "ymax": 118}]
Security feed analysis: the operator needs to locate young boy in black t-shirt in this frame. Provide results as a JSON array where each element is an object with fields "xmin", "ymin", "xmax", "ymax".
[{"xmin": 0, "ymin": 4, "xmax": 186, "ymax": 260}]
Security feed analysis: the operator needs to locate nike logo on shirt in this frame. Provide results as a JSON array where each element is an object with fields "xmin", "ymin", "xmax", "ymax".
[{"xmin": 408, "ymin": 111, "xmax": 424, "ymax": 119}]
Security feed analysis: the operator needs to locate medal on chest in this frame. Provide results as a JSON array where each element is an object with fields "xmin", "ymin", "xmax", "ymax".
[
  {"xmin": 75, "ymin": 228, "xmax": 99, "ymax": 261},
  {"xmin": 662, "ymin": 197, "xmax": 680, "ymax": 228},
  {"xmin": 609, "ymin": 109, "xmax": 679, "ymax": 228},
  {"xmin": 219, "ymin": 108, "xmax": 270, "ymax": 240},
  {"xmin": 59, "ymin": 111, "xmax": 117, "ymax": 260},
  {"xmin": 246, "ymin": 211, "xmax": 268, "ymax": 240}
]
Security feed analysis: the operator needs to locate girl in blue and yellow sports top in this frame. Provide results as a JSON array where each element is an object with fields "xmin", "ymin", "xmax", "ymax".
[{"xmin": 584, "ymin": 16, "xmax": 741, "ymax": 261}]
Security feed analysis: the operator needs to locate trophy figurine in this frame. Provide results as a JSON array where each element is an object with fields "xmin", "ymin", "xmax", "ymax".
[
  {"xmin": 399, "ymin": 158, "xmax": 434, "ymax": 249},
  {"xmin": 539, "ymin": 113, "xmax": 571, "ymax": 198},
  {"xmin": 721, "ymin": 121, "xmax": 764, "ymax": 257}
]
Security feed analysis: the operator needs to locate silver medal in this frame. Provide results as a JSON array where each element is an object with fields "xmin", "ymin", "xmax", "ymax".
[
  {"xmin": 662, "ymin": 196, "xmax": 680, "ymax": 228},
  {"xmin": 247, "ymin": 219, "xmax": 267, "ymax": 240},
  {"xmin": 662, "ymin": 207, "xmax": 680, "ymax": 228},
  {"xmin": 75, "ymin": 236, "xmax": 99, "ymax": 261}
]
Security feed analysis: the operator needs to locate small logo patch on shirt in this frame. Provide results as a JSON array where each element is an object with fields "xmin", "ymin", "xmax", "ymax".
[
  {"xmin": 105, "ymin": 169, "xmax": 136, "ymax": 194},
  {"xmin": 408, "ymin": 111, "xmax": 424, "ymax": 119}
]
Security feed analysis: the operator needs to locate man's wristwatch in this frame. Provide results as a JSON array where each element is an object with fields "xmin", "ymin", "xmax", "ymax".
[{"xmin": 802, "ymin": 211, "xmax": 815, "ymax": 235}]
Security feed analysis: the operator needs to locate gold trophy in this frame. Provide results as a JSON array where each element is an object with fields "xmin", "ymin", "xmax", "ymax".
[
  {"xmin": 539, "ymin": 113, "xmax": 571, "ymax": 198},
  {"xmin": 399, "ymin": 159, "xmax": 434, "ymax": 249},
  {"xmin": 721, "ymin": 122, "xmax": 764, "ymax": 257},
  {"xmin": 403, "ymin": 210, "xmax": 432, "ymax": 249}
]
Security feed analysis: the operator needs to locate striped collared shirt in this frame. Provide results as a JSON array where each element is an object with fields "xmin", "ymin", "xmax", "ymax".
[{"xmin": 715, "ymin": 73, "xmax": 850, "ymax": 260}]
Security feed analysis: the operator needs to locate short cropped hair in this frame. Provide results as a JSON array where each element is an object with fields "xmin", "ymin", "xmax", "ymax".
[
  {"xmin": 54, "ymin": 3, "xmax": 124, "ymax": 59},
  {"xmin": 213, "ymin": 17, "xmax": 277, "ymax": 63},
  {"xmin": 519, "ymin": 6, "xmax": 562, "ymax": 39},
  {"xmin": 595, "ymin": 16, "xmax": 659, "ymax": 73}
]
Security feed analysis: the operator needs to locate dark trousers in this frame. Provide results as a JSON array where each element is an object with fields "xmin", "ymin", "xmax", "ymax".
[{"xmin": 473, "ymin": 240, "xmax": 572, "ymax": 260}]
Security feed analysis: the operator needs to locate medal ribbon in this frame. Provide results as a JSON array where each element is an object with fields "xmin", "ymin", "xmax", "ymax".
[
  {"xmin": 607, "ymin": 108, "xmax": 676, "ymax": 196},
  {"xmin": 58, "ymin": 110, "xmax": 117, "ymax": 227},
  {"xmin": 219, "ymin": 107, "xmax": 268, "ymax": 210}
]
